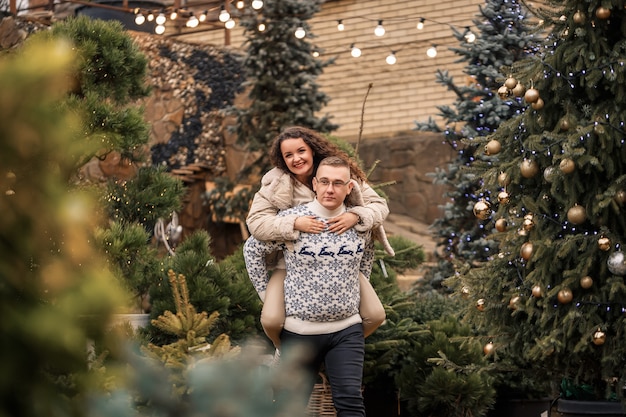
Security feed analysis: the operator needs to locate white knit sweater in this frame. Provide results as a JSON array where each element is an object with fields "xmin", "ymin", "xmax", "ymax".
[{"xmin": 244, "ymin": 200, "xmax": 373, "ymax": 335}]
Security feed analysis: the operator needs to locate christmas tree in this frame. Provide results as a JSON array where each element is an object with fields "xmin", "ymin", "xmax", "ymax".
[
  {"xmin": 415, "ymin": 0, "xmax": 537, "ymax": 289},
  {"xmin": 449, "ymin": 0, "xmax": 626, "ymax": 403},
  {"xmin": 230, "ymin": 0, "xmax": 337, "ymax": 178}
]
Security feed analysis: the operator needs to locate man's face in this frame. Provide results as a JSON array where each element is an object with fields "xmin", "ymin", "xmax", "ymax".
[{"xmin": 313, "ymin": 165, "xmax": 353, "ymax": 210}]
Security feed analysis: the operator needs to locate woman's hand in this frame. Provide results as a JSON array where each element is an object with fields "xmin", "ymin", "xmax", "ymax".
[
  {"xmin": 327, "ymin": 212, "xmax": 359, "ymax": 234},
  {"xmin": 295, "ymin": 215, "xmax": 326, "ymax": 234}
]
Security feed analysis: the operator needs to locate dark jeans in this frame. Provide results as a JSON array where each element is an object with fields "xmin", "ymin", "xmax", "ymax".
[{"xmin": 281, "ymin": 324, "xmax": 365, "ymax": 417}]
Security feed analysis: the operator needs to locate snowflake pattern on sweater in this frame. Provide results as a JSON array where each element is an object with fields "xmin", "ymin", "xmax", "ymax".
[{"xmin": 244, "ymin": 201, "xmax": 373, "ymax": 323}]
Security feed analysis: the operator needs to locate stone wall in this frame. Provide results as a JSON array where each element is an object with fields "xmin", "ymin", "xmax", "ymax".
[{"xmin": 354, "ymin": 131, "xmax": 453, "ymax": 225}]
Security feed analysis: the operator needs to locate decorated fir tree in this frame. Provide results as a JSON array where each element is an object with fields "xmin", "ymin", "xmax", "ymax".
[
  {"xmin": 415, "ymin": 0, "xmax": 538, "ymax": 288},
  {"xmin": 449, "ymin": 0, "xmax": 626, "ymax": 404}
]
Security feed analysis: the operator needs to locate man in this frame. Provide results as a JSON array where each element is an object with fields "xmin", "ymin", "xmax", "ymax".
[{"xmin": 244, "ymin": 156, "xmax": 372, "ymax": 417}]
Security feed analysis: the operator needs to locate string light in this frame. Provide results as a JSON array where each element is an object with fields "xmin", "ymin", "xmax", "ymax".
[
  {"xmin": 198, "ymin": 10, "xmax": 207, "ymax": 23},
  {"xmin": 146, "ymin": 11, "xmax": 154, "ymax": 21},
  {"xmin": 169, "ymin": 9, "xmax": 178, "ymax": 20},
  {"xmin": 134, "ymin": 11, "xmax": 145, "ymax": 25},
  {"xmin": 225, "ymin": 18, "xmax": 236, "ymax": 29},
  {"xmin": 251, "ymin": 0, "xmax": 263, "ymax": 10},
  {"xmin": 374, "ymin": 20, "xmax": 385, "ymax": 36},
  {"xmin": 350, "ymin": 43, "xmax": 361, "ymax": 58},
  {"xmin": 218, "ymin": 7, "xmax": 230, "ymax": 23},
  {"xmin": 427, "ymin": 45, "xmax": 438, "ymax": 58},
  {"xmin": 155, "ymin": 12, "xmax": 166, "ymax": 25},
  {"xmin": 337, "ymin": 19, "xmax": 344, "ymax": 31},
  {"xmin": 385, "ymin": 51, "xmax": 397, "ymax": 65},
  {"xmin": 235, "ymin": 1, "xmax": 244, "ymax": 9},
  {"xmin": 258, "ymin": 22, "xmax": 266, "ymax": 31},
  {"xmin": 417, "ymin": 17, "xmax": 425, "ymax": 30},
  {"xmin": 186, "ymin": 13, "xmax": 199, "ymax": 28},
  {"xmin": 294, "ymin": 26, "xmax": 306, "ymax": 39},
  {"xmin": 464, "ymin": 27, "xmax": 476, "ymax": 43},
  {"xmin": 155, "ymin": 24, "xmax": 165, "ymax": 35}
]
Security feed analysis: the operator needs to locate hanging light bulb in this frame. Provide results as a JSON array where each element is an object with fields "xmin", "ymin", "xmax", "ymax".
[
  {"xmin": 155, "ymin": 12, "xmax": 166, "ymax": 25},
  {"xmin": 236, "ymin": 1, "xmax": 244, "ymax": 9},
  {"xmin": 155, "ymin": 24, "xmax": 165, "ymax": 35},
  {"xmin": 198, "ymin": 10, "xmax": 207, "ymax": 22},
  {"xmin": 146, "ymin": 11, "xmax": 154, "ymax": 21},
  {"xmin": 294, "ymin": 26, "xmax": 306, "ymax": 39},
  {"xmin": 464, "ymin": 27, "xmax": 476, "ymax": 43},
  {"xmin": 258, "ymin": 22, "xmax": 266, "ymax": 31},
  {"xmin": 186, "ymin": 13, "xmax": 199, "ymax": 28},
  {"xmin": 170, "ymin": 9, "xmax": 178, "ymax": 20},
  {"xmin": 426, "ymin": 45, "xmax": 438, "ymax": 58},
  {"xmin": 337, "ymin": 19, "xmax": 344, "ymax": 31},
  {"xmin": 417, "ymin": 17, "xmax": 425, "ymax": 30},
  {"xmin": 225, "ymin": 18, "xmax": 236, "ymax": 29},
  {"xmin": 251, "ymin": 0, "xmax": 263, "ymax": 10},
  {"xmin": 374, "ymin": 20, "xmax": 385, "ymax": 36},
  {"xmin": 218, "ymin": 7, "xmax": 230, "ymax": 22},
  {"xmin": 386, "ymin": 51, "xmax": 397, "ymax": 65},
  {"xmin": 134, "ymin": 12, "xmax": 146, "ymax": 25},
  {"xmin": 312, "ymin": 48, "xmax": 320, "ymax": 58},
  {"xmin": 350, "ymin": 43, "xmax": 361, "ymax": 58}
]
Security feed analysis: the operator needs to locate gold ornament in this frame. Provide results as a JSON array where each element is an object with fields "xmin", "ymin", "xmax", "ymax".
[
  {"xmin": 498, "ymin": 171, "xmax": 511, "ymax": 186},
  {"xmin": 504, "ymin": 77, "xmax": 518, "ymax": 90},
  {"xmin": 512, "ymin": 82, "xmax": 526, "ymax": 97},
  {"xmin": 531, "ymin": 98, "xmax": 545, "ymax": 110},
  {"xmin": 595, "ymin": 6, "xmax": 611, "ymax": 20},
  {"xmin": 598, "ymin": 236, "xmax": 611, "ymax": 251},
  {"xmin": 523, "ymin": 214, "xmax": 535, "ymax": 231},
  {"xmin": 559, "ymin": 118, "xmax": 571, "ymax": 131},
  {"xmin": 593, "ymin": 329, "xmax": 606, "ymax": 346},
  {"xmin": 473, "ymin": 200, "xmax": 492, "ymax": 220},
  {"xmin": 573, "ymin": 10, "xmax": 586, "ymax": 24},
  {"xmin": 495, "ymin": 218, "xmax": 508, "ymax": 232},
  {"xmin": 518, "ymin": 227, "xmax": 528, "ymax": 237},
  {"xmin": 557, "ymin": 287, "xmax": 573, "ymax": 304},
  {"xmin": 498, "ymin": 85, "xmax": 510, "ymax": 99},
  {"xmin": 483, "ymin": 341, "xmax": 495, "ymax": 355},
  {"xmin": 498, "ymin": 190, "xmax": 510, "ymax": 205},
  {"xmin": 544, "ymin": 166, "xmax": 555, "ymax": 183},
  {"xmin": 520, "ymin": 159, "xmax": 539, "ymax": 178},
  {"xmin": 567, "ymin": 204, "xmax": 586, "ymax": 224},
  {"xmin": 520, "ymin": 242, "xmax": 534, "ymax": 261},
  {"xmin": 509, "ymin": 296, "xmax": 521, "ymax": 310},
  {"xmin": 580, "ymin": 275, "xmax": 593, "ymax": 289},
  {"xmin": 476, "ymin": 298, "xmax": 486, "ymax": 312},
  {"xmin": 461, "ymin": 286, "xmax": 471, "ymax": 298},
  {"xmin": 524, "ymin": 87, "xmax": 540, "ymax": 103},
  {"xmin": 559, "ymin": 158, "xmax": 576, "ymax": 174},
  {"xmin": 485, "ymin": 139, "xmax": 502, "ymax": 156},
  {"xmin": 532, "ymin": 285, "xmax": 542, "ymax": 298},
  {"xmin": 614, "ymin": 190, "xmax": 626, "ymax": 205}
]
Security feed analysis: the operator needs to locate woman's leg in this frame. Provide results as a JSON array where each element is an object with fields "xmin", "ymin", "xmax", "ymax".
[
  {"xmin": 358, "ymin": 272, "xmax": 386, "ymax": 338},
  {"xmin": 260, "ymin": 268, "xmax": 286, "ymax": 348}
]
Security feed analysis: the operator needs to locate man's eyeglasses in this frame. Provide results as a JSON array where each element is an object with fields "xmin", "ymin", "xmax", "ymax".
[{"xmin": 315, "ymin": 178, "xmax": 350, "ymax": 188}]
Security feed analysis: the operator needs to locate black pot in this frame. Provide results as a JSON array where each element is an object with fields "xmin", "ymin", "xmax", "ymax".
[
  {"xmin": 488, "ymin": 397, "xmax": 552, "ymax": 417},
  {"xmin": 557, "ymin": 398, "xmax": 626, "ymax": 416}
]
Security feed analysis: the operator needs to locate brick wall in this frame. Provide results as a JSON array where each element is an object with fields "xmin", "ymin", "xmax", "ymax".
[{"xmin": 177, "ymin": 0, "xmax": 485, "ymax": 140}]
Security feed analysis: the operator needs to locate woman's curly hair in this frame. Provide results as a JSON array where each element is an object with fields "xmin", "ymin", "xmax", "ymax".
[{"xmin": 269, "ymin": 126, "xmax": 367, "ymax": 187}]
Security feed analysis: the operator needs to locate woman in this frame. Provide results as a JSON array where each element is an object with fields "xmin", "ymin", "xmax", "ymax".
[{"xmin": 246, "ymin": 126, "xmax": 394, "ymax": 355}]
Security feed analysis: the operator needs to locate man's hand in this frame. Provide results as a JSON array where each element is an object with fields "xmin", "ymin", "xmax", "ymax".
[{"xmin": 327, "ymin": 212, "xmax": 359, "ymax": 234}]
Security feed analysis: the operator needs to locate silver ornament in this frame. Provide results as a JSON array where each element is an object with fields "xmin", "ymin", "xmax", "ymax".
[{"xmin": 607, "ymin": 251, "xmax": 626, "ymax": 276}]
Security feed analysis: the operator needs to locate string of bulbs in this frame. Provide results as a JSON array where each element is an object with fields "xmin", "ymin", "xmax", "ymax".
[{"xmin": 132, "ymin": 2, "xmax": 477, "ymax": 63}]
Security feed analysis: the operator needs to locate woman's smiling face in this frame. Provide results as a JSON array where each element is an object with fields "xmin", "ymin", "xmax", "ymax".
[{"xmin": 280, "ymin": 137, "xmax": 315, "ymax": 183}]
